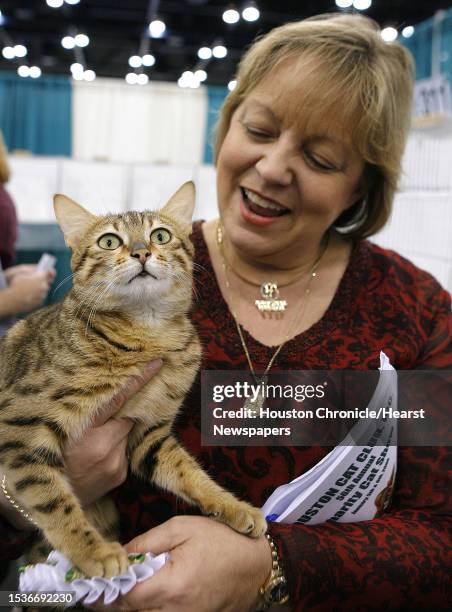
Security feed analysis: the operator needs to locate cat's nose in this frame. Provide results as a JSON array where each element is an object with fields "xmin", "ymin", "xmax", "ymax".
[{"xmin": 130, "ymin": 242, "xmax": 151, "ymax": 265}]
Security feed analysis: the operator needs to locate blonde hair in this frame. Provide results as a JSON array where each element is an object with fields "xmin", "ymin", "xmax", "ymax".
[
  {"xmin": 0, "ymin": 131, "xmax": 11, "ymax": 184},
  {"xmin": 214, "ymin": 13, "xmax": 414, "ymax": 239}
]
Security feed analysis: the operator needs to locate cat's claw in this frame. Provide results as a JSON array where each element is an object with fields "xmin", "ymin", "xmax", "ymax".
[
  {"xmin": 205, "ymin": 500, "xmax": 267, "ymax": 538},
  {"xmin": 71, "ymin": 541, "xmax": 129, "ymax": 578}
]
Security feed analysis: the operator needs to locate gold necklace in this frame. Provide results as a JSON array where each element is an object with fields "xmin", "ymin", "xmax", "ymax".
[
  {"xmin": 1, "ymin": 475, "xmax": 38, "ymax": 527},
  {"xmin": 216, "ymin": 221, "xmax": 328, "ymax": 415},
  {"xmin": 218, "ymin": 225, "xmax": 328, "ymax": 313}
]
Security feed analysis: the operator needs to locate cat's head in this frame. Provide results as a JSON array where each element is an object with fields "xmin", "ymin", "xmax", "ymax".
[{"xmin": 54, "ymin": 181, "xmax": 196, "ymax": 316}]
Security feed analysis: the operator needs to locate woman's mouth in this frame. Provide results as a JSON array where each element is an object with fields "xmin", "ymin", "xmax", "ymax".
[{"xmin": 240, "ymin": 187, "xmax": 289, "ymax": 218}]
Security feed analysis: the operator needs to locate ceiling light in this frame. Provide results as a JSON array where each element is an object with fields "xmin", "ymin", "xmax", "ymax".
[
  {"xmin": 61, "ymin": 36, "xmax": 75, "ymax": 49},
  {"xmin": 149, "ymin": 19, "xmax": 166, "ymax": 38},
  {"xmin": 228, "ymin": 79, "xmax": 237, "ymax": 91},
  {"xmin": 137, "ymin": 73, "xmax": 149, "ymax": 85},
  {"xmin": 178, "ymin": 71, "xmax": 194, "ymax": 88},
  {"xmin": 212, "ymin": 45, "xmax": 227, "ymax": 59},
  {"xmin": 70, "ymin": 62, "xmax": 84, "ymax": 74},
  {"xmin": 126, "ymin": 73, "xmax": 138, "ymax": 85},
  {"xmin": 335, "ymin": 0, "xmax": 353, "ymax": 7},
  {"xmin": 2, "ymin": 46, "xmax": 15, "ymax": 60},
  {"xmin": 14, "ymin": 45, "xmax": 27, "ymax": 58},
  {"xmin": 18, "ymin": 65, "xmax": 30, "ymax": 78},
  {"xmin": 29, "ymin": 66, "xmax": 42, "ymax": 79},
  {"xmin": 242, "ymin": 3, "xmax": 260, "ymax": 22},
  {"xmin": 142, "ymin": 54, "xmax": 155, "ymax": 67},
  {"xmin": 129, "ymin": 55, "xmax": 142, "ymax": 68},
  {"xmin": 72, "ymin": 71, "xmax": 84, "ymax": 81},
  {"xmin": 223, "ymin": 8, "xmax": 240, "ymax": 24},
  {"xmin": 197, "ymin": 46, "xmax": 212, "ymax": 60},
  {"xmin": 65, "ymin": 0, "xmax": 81, "ymax": 4},
  {"xmin": 75, "ymin": 33, "xmax": 89, "ymax": 47},
  {"xmin": 46, "ymin": 0, "xmax": 64, "ymax": 7},
  {"xmin": 353, "ymin": 0, "xmax": 371, "ymax": 9},
  {"xmin": 195, "ymin": 69, "xmax": 207, "ymax": 82},
  {"xmin": 83, "ymin": 69, "xmax": 96, "ymax": 81},
  {"xmin": 402, "ymin": 26, "xmax": 415, "ymax": 38},
  {"xmin": 381, "ymin": 27, "xmax": 398, "ymax": 42},
  {"xmin": 0, "ymin": 11, "xmax": 5, "ymax": 27}
]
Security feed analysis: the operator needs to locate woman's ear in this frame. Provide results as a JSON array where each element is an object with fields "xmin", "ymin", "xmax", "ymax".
[{"xmin": 346, "ymin": 163, "xmax": 375, "ymax": 211}]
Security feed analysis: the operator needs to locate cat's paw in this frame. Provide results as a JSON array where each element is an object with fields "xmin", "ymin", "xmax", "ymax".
[
  {"xmin": 206, "ymin": 499, "xmax": 267, "ymax": 538},
  {"xmin": 73, "ymin": 541, "xmax": 129, "ymax": 578}
]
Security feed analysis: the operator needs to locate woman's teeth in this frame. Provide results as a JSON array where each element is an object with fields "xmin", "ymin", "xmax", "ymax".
[{"xmin": 241, "ymin": 188, "xmax": 288, "ymax": 217}]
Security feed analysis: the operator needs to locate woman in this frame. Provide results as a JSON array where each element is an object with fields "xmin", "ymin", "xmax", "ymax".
[{"xmin": 0, "ymin": 13, "xmax": 450, "ymax": 611}]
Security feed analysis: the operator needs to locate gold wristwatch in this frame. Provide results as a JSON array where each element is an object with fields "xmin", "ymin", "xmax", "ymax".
[{"xmin": 257, "ymin": 534, "xmax": 290, "ymax": 610}]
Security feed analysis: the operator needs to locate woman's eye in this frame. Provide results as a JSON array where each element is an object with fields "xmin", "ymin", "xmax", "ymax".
[
  {"xmin": 243, "ymin": 124, "xmax": 273, "ymax": 140},
  {"xmin": 150, "ymin": 228, "xmax": 172, "ymax": 245},
  {"xmin": 305, "ymin": 152, "xmax": 337, "ymax": 171},
  {"xmin": 98, "ymin": 234, "xmax": 122, "ymax": 250}
]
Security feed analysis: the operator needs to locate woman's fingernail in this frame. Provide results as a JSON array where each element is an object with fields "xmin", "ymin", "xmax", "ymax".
[{"xmin": 147, "ymin": 358, "xmax": 163, "ymax": 372}]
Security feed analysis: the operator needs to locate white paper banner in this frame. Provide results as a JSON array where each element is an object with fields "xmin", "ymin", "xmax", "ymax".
[{"xmin": 262, "ymin": 352, "xmax": 397, "ymax": 524}]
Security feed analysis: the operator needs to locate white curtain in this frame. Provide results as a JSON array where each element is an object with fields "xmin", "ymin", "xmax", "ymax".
[{"xmin": 72, "ymin": 78, "xmax": 207, "ymax": 165}]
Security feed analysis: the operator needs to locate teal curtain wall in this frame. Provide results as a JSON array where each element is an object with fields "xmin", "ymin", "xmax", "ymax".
[
  {"xmin": 439, "ymin": 9, "xmax": 452, "ymax": 83},
  {"xmin": 0, "ymin": 72, "xmax": 71, "ymax": 155},
  {"xmin": 401, "ymin": 8, "xmax": 452, "ymax": 82},
  {"xmin": 203, "ymin": 85, "xmax": 228, "ymax": 164}
]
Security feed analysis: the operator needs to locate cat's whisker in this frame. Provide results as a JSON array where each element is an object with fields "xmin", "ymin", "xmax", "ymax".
[
  {"xmin": 72, "ymin": 270, "xmax": 125, "ymax": 322},
  {"xmin": 73, "ymin": 289, "xmax": 111, "ymax": 329},
  {"xmin": 52, "ymin": 272, "xmax": 75, "ymax": 296},
  {"xmin": 192, "ymin": 262, "xmax": 208, "ymax": 274},
  {"xmin": 84, "ymin": 278, "xmax": 120, "ymax": 335},
  {"xmin": 78, "ymin": 273, "xmax": 125, "ymax": 333},
  {"xmin": 165, "ymin": 266, "xmax": 200, "ymax": 301},
  {"xmin": 172, "ymin": 269, "xmax": 201, "ymax": 303}
]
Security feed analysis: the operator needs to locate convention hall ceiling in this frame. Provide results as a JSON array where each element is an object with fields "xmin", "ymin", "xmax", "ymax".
[{"xmin": 0, "ymin": 1, "xmax": 449, "ymax": 86}]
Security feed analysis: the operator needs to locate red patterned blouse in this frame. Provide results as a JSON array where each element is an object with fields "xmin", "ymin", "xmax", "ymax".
[{"xmin": 1, "ymin": 221, "xmax": 451, "ymax": 610}]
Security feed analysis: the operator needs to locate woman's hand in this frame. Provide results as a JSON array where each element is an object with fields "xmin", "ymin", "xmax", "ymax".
[
  {"xmin": 0, "ymin": 266, "xmax": 56, "ymax": 316},
  {"xmin": 92, "ymin": 515, "xmax": 272, "ymax": 612},
  {"xmin": 2, "ymin": 271, "xmax": 51, "ymax": 314},
  {"xmin": 5, "ymin": 263, "xmax": 56, "ymax": 285},
  {"xmin": 63, "ymin": 359, "xmax": 163, "ymax": 507}
]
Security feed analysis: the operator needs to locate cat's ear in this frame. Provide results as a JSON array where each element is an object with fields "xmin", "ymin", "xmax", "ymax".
[
  {"xmin": 161, "ymin": 181, "xmax": 196, "ymax": 228},
  {"xmin": 53, "ymin": 194, "xmax": 97, "ymax": 248}
]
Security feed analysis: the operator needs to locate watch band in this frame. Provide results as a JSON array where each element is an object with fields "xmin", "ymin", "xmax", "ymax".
[{"xmin": 256, "ymin": 533, "xmax": 290, "ymax": 610}]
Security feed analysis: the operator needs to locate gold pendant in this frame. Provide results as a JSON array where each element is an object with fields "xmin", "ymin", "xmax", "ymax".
[
  {"xmin": 255, "ymin": 282, "xmax": 287, "ymax": 312},
  {"xmin": 242, "ymin": 378, "xmax": 267, "ymax": 417}
]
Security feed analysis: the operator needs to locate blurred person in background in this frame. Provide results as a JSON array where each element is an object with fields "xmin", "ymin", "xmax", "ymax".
[{"xmin": 0, "ymin": 131, "xmax": 54, "ymax": 337}]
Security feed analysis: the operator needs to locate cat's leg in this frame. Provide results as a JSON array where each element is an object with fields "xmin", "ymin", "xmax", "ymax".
[
  {"xmin": 85, "ymin": 495, "xmax": 120, "ymax": 541},
  {"xmin": 129, "ymin": 423, "xmax": 267, "ymax": 537},
  {"xmin": 1, "ymin": 447, "xmax": 128, "ymax": 578}
]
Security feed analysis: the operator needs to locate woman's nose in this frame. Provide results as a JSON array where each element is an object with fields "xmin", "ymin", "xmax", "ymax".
[{"xmin": 255, "ymin": 142, "xmax": 293, "ymax": 186}]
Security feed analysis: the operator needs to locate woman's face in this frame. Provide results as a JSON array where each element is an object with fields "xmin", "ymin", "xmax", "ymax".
[{"xmin": 216, "ymin": 61, "xmax": 366, "ymax": 264}]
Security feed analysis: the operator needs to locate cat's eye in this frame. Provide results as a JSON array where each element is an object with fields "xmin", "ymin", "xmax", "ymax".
[
  {"xmin": 150, "ymin": 228, "xmax": 172, "ymax": 245},
  {"xmin": 98, "ymin": 233, "xmax": 123, "ymax": 250}
]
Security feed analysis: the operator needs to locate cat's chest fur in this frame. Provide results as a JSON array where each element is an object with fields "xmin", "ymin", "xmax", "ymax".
[{"xmin": 1, "ymin": 304, "xmax": 200, "ymax": 437}]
